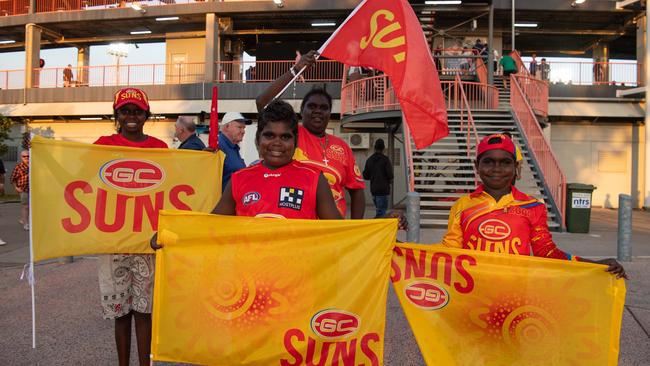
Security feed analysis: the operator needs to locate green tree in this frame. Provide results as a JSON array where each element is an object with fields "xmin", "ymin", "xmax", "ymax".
[{"xmin": 0, "ymin": 115, "xmax": 12, "ymax": 157}]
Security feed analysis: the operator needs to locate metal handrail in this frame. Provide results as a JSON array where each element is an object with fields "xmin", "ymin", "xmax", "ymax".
[
  {"xmin": 0, "ymin": 60, "xmax": 342, "ymax": 89},
  {"xmin": 512, "ymin": 74, "xmax": 548, "ymax": 117},
  {"xmin": 510, "ymin": 74, "xmax": 566, "ymax": 226}
]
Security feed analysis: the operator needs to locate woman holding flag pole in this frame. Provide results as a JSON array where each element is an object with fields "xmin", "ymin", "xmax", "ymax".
[{"xmin": 256, "ymin": 50, "xmax": 367, "ymax": 219}]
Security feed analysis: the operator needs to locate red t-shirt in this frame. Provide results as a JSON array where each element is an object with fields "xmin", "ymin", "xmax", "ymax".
[
  {"xmin": 293, "ymin": 125, "xmax": 365, "ymax": 216},
  {"xmin": 231, "ymin": 160, "xmax": 320, "ymax": 219},
  {"xmin": 94, "ymin": 134, "xmax": 168, "ymax": 148}
]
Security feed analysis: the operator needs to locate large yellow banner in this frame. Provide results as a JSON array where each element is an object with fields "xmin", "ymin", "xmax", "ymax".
[
  {"xmin": 391, "ymin": 243, "xmax": 626, "ymax": 366},
  {"xmin": 31, "ymin": 136, "xmax": 223, "ymax": 261},
  {"xmin": 152, "ymin": 211, "xmax": 397, "ymax": 365}
]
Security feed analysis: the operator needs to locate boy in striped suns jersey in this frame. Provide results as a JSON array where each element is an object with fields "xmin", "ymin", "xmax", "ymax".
[{"xmin": 442, "ymin": 134, "xmax": 626, "ymax": 278}]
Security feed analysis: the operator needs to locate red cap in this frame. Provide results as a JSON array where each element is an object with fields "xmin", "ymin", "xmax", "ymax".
[
  {"xmin": 113, "ymin": 87, "xmax": 150, "ymax": 111},
  {"xmin": 476, "ymin": 133, "xmax": 516, "ymax": 158}
]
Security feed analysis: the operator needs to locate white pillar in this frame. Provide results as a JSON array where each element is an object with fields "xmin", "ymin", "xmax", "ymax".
[
  {"xmin": 643, "ymin": 7, "xmax": 650, "ymax": 208},
  {"xmin": 205, "ymin": 13, "xmax": 221, "ymax": 82},
  {"xmin": 25, "ymin": 23, "xmax": 41, "ymax": 89}
]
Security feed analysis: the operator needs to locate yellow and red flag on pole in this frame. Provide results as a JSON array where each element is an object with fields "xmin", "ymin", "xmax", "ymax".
[
  {"xmin": 152, "ymin": 211, "xmax": 397, "ymax": 365},
  {"xmin": 30, "ymin": 136, "xmax": 223, "ymax": 261},
  {"xmin": 318, "ymin": 0, "xmax": 448, "ymax": 149},
  {"xmin": 391, "ymin": 243, "xmax": 626, "ymax": 365}
]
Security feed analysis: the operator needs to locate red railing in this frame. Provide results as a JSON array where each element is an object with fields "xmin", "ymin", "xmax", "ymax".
[
  {"xmin": 341, "ymin": 73, "xmax": 497, "ymax": 116},
  {"xmin": 220, "ymin": 60, "xmax": 343, "ymax": 82},
  {"xmin": 512, "ymin": 74, "xmax": 548, "ymax": 117},
  {"xmin": 510, "ymin": 74, "xmax": 566, "ymax": 226},
  {"xmin": 0, "ymin": 60, "xmax": 342, "ymax": 89},
  {"xmin": 0, "ymin": 0, "xmax": 29, "ymax": 15},
  {"xmin": 475, "ymin": 56, "xmax": 488, "ymax": 85},
  {"xmin": 511, "ymin": 50, "xmax": 531, "ymax": 77}
]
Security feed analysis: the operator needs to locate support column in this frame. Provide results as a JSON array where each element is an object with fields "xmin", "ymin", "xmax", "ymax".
[
  {"xmin": 25, "ymin": 23, "xmax": 41, "ymax": 89},
  {"xmin": 511, "ymin": 0, "xmax": 515, "ymax": 51},
  {"xmin": 204, "ymin": 13, "xmax": 221, "ymax": 82},
  {"xmin": 76, "ymin": 46, "xmax": 90, "ymax": 87},
  {"xmin": 645, "ymin": 11, "xmax": 650, "ymax": 208},
  {"xmin": 488, "ymin": 3, "xmax": 494, "ymax": 85},
  {"xmin": 593, "ymin": 42, "xmax": 609, "ymax": 84},
  {"xmin": 637, "ymin": 15, "xmax": 646, "ymax": 86}
]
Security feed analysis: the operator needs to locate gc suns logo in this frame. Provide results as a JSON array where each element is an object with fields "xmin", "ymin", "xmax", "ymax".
[{"xmin": 278, "ymin": 187, "xmax": 304, "ymax": 210}]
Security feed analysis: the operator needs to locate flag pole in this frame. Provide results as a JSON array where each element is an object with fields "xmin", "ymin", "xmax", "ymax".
[
  {"xmin": 208, "ymin": 86, "xmax": 219, "ymax": 150},
  {"xmin": 28, "ymin": 137, "xmax": 36, "ymax": 349},
  {"xmin": 267, "ymin": 61, "xmax": 315, "ymax": 108}
]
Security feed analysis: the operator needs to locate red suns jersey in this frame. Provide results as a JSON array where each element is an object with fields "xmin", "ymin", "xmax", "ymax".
[
  {"xmin": 231, "ymin": 160, "xmax": 320, "ymax": 219},
  {"xmin": 293, "ymin": 125, "xmax": 365, "ymax": 216},
  {"xmin": 442, "ymin": 185, "xmax": 577, "ymax": 261},
  {"xmin": 94, "ymin": 134, "xmax": 168, "ymax": 148}
]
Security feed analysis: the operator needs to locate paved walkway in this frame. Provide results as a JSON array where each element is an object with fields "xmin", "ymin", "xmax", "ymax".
[{"xmin": 0, "ymin": 203, "xmax": 649, "ymax": 365}]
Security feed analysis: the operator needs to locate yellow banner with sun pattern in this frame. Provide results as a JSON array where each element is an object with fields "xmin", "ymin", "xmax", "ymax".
[
  {"xmin": 391, "ymin": 243, "xmax": 626, "ymax": 366},
  {"xmin": 151, "ymin": 211, "xmax": 397, "ymax": 365}
]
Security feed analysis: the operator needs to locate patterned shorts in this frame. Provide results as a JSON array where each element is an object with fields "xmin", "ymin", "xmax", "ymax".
[{"xmin": 98, "ymin": 254, "xmax": 155, "ymax": 319}]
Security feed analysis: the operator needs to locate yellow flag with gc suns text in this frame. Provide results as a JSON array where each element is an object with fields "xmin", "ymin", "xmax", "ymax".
[
  {"xmin": 152, "ymin": 211, "xmax": 397, "ymax": 365},
  {"xmin": 31, "ymin": 136, "xmax": 222, "ymax": 261},
  {"xmin": 391, "ymin": 243, "xmax": 626, "ymax": 366}
]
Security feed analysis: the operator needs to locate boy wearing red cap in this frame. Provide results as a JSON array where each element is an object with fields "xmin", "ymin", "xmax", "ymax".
[
  {"xmin": 442, "ymin": 134, "xmax": 626, "ymax": 278},
  {"xmin": 95, "ymin": 88, "xmax": 167, "ymax": 366}
]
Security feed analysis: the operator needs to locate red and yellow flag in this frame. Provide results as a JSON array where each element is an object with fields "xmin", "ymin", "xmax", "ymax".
[
  {"xmin": 31, "ymin": 136, "xmax": 223, "ymax": 261},
  {"xmin": 319, "ymin": 0, "xmax": 448, "ymax": 149},
  {"xmin": 391, "ymin": 243, "xmax": 626, "ymax": 365},
  {"xmin": 152, "ymin": 211, "xmax": 397, "ymax": 365}
]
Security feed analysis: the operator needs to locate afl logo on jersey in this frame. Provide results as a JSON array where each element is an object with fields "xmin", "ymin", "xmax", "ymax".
[
  {"xmin": 478, "ymin": 219, "xmax": 511, "ymax": 240},
  {"xmin": 242, "ymin": 191, "xmax": 261, "ymax": 206}
]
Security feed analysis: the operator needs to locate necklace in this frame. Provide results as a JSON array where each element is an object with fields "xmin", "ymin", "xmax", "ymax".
[{"xmin": 319, "ymin": 134, "xmax": 329, "ymax": 166}]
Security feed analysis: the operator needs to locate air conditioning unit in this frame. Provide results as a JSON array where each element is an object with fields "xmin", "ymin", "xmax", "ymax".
[{"xmin": 341, "ymin": 133, "xmax": 369, "ymax": 149}]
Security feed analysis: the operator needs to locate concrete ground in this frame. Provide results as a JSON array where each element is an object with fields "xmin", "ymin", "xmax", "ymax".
[{"xmin": 1, "ymin": 202, "xmax": 649, "ymax": 365}]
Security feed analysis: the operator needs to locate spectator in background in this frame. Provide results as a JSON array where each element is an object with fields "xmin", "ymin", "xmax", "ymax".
[
  {"xmin": 594, "ymin": 57, "xmax": 604, "ymax": 84},
  {"xmin": 493, "ymin": 48, "xmax": 500, "ymax": 74},
  {"xmin": 363, "ymin": 138, "xmax": 393, "ymax": 218},
  {"xmin": 445, "ymin": 41, "xmax": 463, "ymax": 75},
  {"xmin": 219, "ymin": 112, "xmax": 252, "ymax": 191},
  {"xmin": 175, "ymin": 116, "xmax": 206, "ymax": 150},
  {"xmin": 499, "ymin": 51, "xmax": 517, "ymax": 89},
  {"xmin": 540, "ymin": 58, "xmax": 550, "ymax": 81},
  {"xmin": 433, "ymin": 44, "xmax": 443, "ymax": 72},
  {"xmin": 63, "ymin": 64, "xmax": 73, "ymax": 87},
  {"xmin": 11, "ymin": 150, "xmax": 29, "ymax": 231},
  {"xmin": 460, "ymin": 46, "xmax": 473, "ymax": 73},
  {"xmin": 529, "ymin": 53, "xmax": 538, "ymax": 78}
]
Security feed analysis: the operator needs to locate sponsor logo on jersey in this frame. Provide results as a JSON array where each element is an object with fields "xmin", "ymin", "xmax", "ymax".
[
  {"xmin": 310, "ymin": 309, "xmax": 360, "ymax": 339},
  {"xmin": 242, "ymin": 191, "xmax": 261, "ymax": 206},
  {"xmin": 278, "ymin": 187, "xmax": 304, "ymax": 210},
  {"xmin": 264, "ymin": 173, "xmax": 281, "ymax": 178},
  {"xmin": 478, "ymin": 219, "xmax": 511, "ymax": 240}
]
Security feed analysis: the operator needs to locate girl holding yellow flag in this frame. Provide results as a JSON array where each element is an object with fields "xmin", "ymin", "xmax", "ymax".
[{"xmin": 95, "ymin": 87, "xmax": 168, "ymax": 366}]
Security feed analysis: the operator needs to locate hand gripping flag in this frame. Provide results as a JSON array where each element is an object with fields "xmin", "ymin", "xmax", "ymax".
[{"xmin": 319, "ymin": 0, "xmax": 448, "ymax": 149}]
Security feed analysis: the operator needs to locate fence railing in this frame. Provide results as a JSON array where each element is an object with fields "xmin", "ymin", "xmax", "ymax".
[
  {"xmin": 512, "ymin": 74, "xmax": 548, "ymax": 117},
  {"xmin": 341, "ymin": 74, "xmax": 498, "ymax": 116},
  {"xmin": 510, "ymin": 74, "xmax": 565, "ymax": 226},
  {"xmin": 0, "ymin": 60, "xmax": 342, "ymax": 89},
  {"xmin": 544, "ymin": 61, "xmax": 639, "ymax": 86}
]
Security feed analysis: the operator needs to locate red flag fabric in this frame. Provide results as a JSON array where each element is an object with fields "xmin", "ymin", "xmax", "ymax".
[
  {"xmin": 319, "ymin": 0, "xmax": 448, "ymax": 149},
  {"xmin": 209, "ymin": 86, "xmax": 219, "ymax": 150}
]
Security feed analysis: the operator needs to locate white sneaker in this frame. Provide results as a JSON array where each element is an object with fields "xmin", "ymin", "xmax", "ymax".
[
  {"xmin": 0, "ymin": 238, "xmax": 6, "ymax": 245},
  {"xmin": 23, "ymin": 224, "xmax": 29, "ymax": 231}
]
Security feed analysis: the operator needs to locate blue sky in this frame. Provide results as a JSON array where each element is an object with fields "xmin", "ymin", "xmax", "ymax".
[{"xmin": 0, "ymin": 42, "xmax": 166, "ymax": 70}]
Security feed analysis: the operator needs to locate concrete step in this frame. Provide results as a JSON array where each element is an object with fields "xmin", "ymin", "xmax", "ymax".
[
  {"xmin": 413, "ymin": 162, "xmax": 474, "ymax": 167},
  {"xmin": 415, "ymin": 184, "xmax": 477, "ymax": 190},
  {"xmin": 414, "ymin": 169, "xmax": 475, "ymax": 175}
]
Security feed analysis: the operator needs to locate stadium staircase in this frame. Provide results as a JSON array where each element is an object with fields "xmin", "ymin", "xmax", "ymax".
[{"xmin": 410, "ymin": 74, "xmax": 562, "ymax": 230}]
